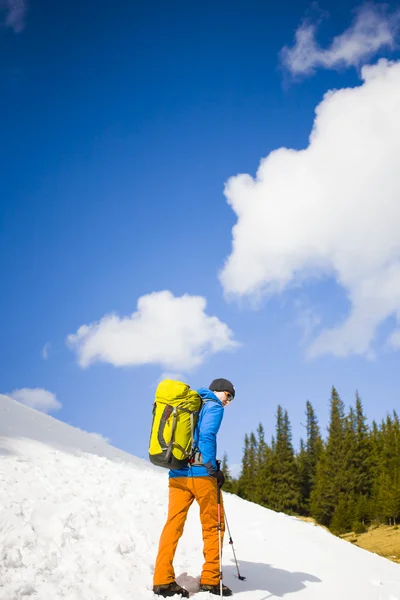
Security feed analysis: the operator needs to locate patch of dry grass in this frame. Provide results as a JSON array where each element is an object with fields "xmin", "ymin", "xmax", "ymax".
[
  {"xmin": 341, "ymin": 525, "xmax": 400, "ymax": 564},
  {"xmin": 296, "ymin": 516, "xmax": 400, "ymax": 564}
]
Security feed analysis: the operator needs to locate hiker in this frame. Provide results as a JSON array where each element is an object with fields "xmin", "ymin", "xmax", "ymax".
[{"xmin": 153, "ymin": 378, "xmax": 236, "ymax": 598}]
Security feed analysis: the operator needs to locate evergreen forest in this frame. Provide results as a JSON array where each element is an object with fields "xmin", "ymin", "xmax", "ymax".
[{"xmin": 221, "ymin": 387, "xmax": 400, "ymax": 534}]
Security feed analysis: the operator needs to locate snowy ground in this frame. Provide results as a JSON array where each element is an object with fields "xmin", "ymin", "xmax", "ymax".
[{"xmin": 1, "ymin": 395, "xmax": 400, "ymax": 599}]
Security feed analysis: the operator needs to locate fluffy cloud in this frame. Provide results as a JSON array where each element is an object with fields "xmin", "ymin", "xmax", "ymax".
[
  {"xmin": 1, "ymin": 0, "xmax": 27, "ymax": 33},
  {"xmin": 281, "ymin": 4, "xmax": 399, "ymax": 76},
  {"xmin": 9, "ymin": 388, "xmax": 62, "ymax": 413},
  {"xmin": 67, "ymin": 291, "xmax": 238, "ymax": 371},
  {"xmin": 220, "ymin": 59, "xmax": 400, "ymax": 358}
]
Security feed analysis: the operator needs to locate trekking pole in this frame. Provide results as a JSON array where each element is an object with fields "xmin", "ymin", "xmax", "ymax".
[
  {"xmin": 217, "ymin": 484, "xmax": 223, "ymax": 598},
  {"xmin": 224, "ymin": 509, "xmax": 246, "ymax": 581}
]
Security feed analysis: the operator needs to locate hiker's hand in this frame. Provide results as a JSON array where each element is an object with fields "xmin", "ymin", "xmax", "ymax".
[{"xmin": 216, "ymin": 470, "xmax": 225, "ymax": 488}]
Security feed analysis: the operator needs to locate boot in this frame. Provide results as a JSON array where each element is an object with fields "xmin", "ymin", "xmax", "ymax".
[
  {"xmin": 199, "ymin": 582, "xmax": 233, "ymax": 596},
  {"xmin": 153, "ymin": 581, "xmax": 189, "ymax": 598}
]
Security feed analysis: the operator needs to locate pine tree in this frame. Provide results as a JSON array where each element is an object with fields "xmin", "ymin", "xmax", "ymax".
[
  {"xmin": 343, "ymin": 406, "xmax": 357, "ymax": 499},
  {"xmin": 254, "ymin": 423, "xmax": 267, "ymax": 505},
  {"xmin": 238, "ymin": 433, "xmax": 257, "ymax": 501},
  {"xmin": 297, "ymin": 438, "xmax": 308, "ymax": 515},
  {"xmin": 373, "ymin": 413, "xmax": 400, "ymax": 524},
  {"xmin": 237, "ymin": 434, "xmax": 250, "ymax": 499},
  {"xmin": 268, "ymin": 406, "xmax": 300, "ymax": 514},
  {"xmin": 247, "ymin": 432, "xmax": 258, "ymax": 502},
  {"xmin": 311, "ymin": 387, "xmax": 347, "ymax": 527},
  {"xmin": 368, "ymin": 419, "xmax": 382, "ymax": 520},
  {"xmin": 298, "ymin": 401, "xmax": 323, "ymax": 514},
  {"xmin": 354, "ymin": 393, "xmax": 373, "ymax": 495},
  {"xmin": 330, "ymin": 494, "xmax": 351, "ymax": 534},
  {"xmin": 352, "ymin": 393, "xmax": 373, "ymax": 526},
  {"xmin": 256, "ymin": 424, "xmax": 274, "ymax": 508}
]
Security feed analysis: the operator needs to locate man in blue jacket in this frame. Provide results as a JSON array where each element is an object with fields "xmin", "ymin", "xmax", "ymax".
[{"xmin": 153, "ymin": 378, "xmax": 236, "ymax": 598}]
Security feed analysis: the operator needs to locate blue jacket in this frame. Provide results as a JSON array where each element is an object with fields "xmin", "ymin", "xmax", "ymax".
[{"xmin": 169, "ymin": 388, "xmax": 223, "ymax": 478}]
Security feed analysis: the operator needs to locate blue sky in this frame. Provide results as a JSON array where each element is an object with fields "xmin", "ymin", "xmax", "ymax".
[{"xmin": 2, "ymin": 0, "xmax": 400, "ymax": 472}]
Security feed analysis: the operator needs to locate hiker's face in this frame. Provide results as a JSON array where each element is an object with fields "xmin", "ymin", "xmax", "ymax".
[{"xmin": 221, "ymin": 391, "xmax": 233, "ymax": 407}]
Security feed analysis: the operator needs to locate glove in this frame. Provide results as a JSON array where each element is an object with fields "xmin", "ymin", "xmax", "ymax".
[{"xmin": 216, "ymin": 470, "xmax": 225, "ymax": 488}]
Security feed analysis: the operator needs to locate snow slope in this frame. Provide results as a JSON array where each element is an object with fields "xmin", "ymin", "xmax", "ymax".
[
  {"xmin": 1, "ymin": 395, "xmax": 400, "ymax": 600},
  {"xmin": 0, "ymin": 394, "xmax": 143, "ymax": 465}
]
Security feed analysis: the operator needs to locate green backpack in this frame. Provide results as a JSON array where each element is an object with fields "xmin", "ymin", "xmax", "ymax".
[{"xmin": 148, "ymin": 380, "xmax": 202, "ymax": 470}]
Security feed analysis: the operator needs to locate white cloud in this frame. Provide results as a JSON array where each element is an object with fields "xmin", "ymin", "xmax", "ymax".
[
  {"xmin": 67, "ymin": 290, "xmax": 238, "ymax": 371},
  {"xmin": 220, "ymin": 59, "xmax": 400, "ymax": 358},
  {"xmin": 9, "ymin": 388, "xmax": 62, "ymax": 413},
  {"xmin": 42, "ymin": 343, "xmax": 51, "ymax": 360},
  {"xmin": 281, "ymin": 4, "xmax": 399, "ymax": 76},
  {"xmin": 1, "ymin": 0, "xmax": 27, "ymax": 33}
]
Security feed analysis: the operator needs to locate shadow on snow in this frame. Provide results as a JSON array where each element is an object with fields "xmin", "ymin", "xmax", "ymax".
[{"xmin": 222, "ymin": 559, "xmax": 320, "ymax": 598}]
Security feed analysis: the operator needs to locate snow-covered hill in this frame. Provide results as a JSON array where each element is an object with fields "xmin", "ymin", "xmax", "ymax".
[
  {"xmin": 0, "ymin": 394, "xmax": 143, "ymax": 465},
  {"xmin": 1, "ymin": 395, "xmax": 400, "ymax": 599}
]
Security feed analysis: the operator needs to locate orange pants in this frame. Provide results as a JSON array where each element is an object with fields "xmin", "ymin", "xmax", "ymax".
[{"xmin": 153, "ymin": 476, "xmax": 225, "ymax": 586}]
